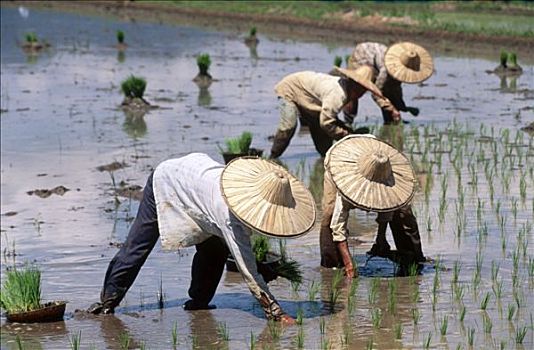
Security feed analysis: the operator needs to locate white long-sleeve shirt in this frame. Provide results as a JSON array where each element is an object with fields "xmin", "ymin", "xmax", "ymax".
[{"xmin": 152, "ymin": 153, "xmax": 283, "ymax": 319}]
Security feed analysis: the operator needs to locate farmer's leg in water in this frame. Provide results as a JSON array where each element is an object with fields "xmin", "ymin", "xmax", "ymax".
[
  {"xmin": 270, "ymin": 99, "xmax": 299, "ymax": 158},
  {"xmin": 88, "ymin": 173, "xmax": 159, "ymax": 314},
  {"xmin": 320, "ymin": 172, "xmax": 343, "ymax": 268},
  {"xmin": 368, "ymin": 212, "xmax": 392, "ymax": 257},
  {"xmin": 184, "ymin": 235, "xmax": 229, "ymax": 310},
  {"xmin": 389, "ymin": 205, "xmax": 425, "ymax": 263}
]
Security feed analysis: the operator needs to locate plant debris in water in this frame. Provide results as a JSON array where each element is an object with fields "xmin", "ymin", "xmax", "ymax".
[{"xmin": 27, "ymin": 185, "xmax": 70, "ymax": 198}]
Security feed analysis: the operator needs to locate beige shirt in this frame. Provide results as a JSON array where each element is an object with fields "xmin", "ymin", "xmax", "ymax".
[{"xmin": 275, "ymin": 71, "xmax": 351, "ymax": 140}]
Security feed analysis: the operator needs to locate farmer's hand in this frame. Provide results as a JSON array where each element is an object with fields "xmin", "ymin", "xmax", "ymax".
[
  {"xmin": 406, "ymin": 107, "xmax": 420, "ymax": 116},
  {"xmin": 280, "ymin": 314, "xmax": 296, "ymax": 326},
  {"xmin": 391, "ymin": 109, "xmax": 401, "ymax": 122}
]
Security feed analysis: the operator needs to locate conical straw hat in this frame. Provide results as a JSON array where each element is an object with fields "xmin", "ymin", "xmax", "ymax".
[
  {"xmin": 326, "ymin": 135, "xmax": 416, "ymax": 212},
  {"xmin": 333, "ymin": 65, "xmax": 385, "ymax": 99},
  {"xmin": 384, "ymin": 42, "xmax": 434, "ymax": 83},
  {"xmin": 221, "ymin": 157, "xmax": 316, "ymax": 238}
]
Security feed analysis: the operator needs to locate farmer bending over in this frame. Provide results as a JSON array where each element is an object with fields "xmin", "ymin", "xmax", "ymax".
[
  {"xmin": 320, "ymin": 134, "xmax": 425, "ymax": 273},
  {"xmin": 270, "ymin": 66, "xmax": 394, "ymax": 158},
  {"xmin": 88, "ymin": 153, "xmax": 316, "ymax": 325},
  {"xmin": 347, "ymin": 42, "xmax": 434, "ymax": 124}
]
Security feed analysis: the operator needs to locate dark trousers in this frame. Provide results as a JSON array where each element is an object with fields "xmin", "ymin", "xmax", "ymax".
[{"xmin": 100, "ymin": 173, "xmax": 228, "ymax": 308}]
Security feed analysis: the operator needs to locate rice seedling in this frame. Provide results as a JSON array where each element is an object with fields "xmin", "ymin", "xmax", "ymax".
[
  {"xmin": 411, "ymin": 286, "xmax": 420, "ymax": 303},
  {"xmin": 294, "ymin": 327, "xmax": 304, "ymax": 349},
  {"xmin": 452, "ymin": 260, "xmax": 462, "ymax": 284},
  {"xmin": 223, "ymin": 131, "xmax": 253, "ymax": 155},
  {"xmin": 482, "ymin": 314, "xmax": 492, "ymax": 334},
  {"xmin": 268, "ymin": 319, "xmax": 281, "ymax": 341},
  {"xmin": 341, "ymin": 325, "xmax": 351, "ymax": 347},
  {"xmin": 0, "ymin": 264, "xmax": 41, "ymax": 313},
  {"xmin": 507, "ymin": 304, "xmax": 516, "ymax": 321},
  {"xmin": 394, "ymin": 322, "xmax": 403, "ymax": 339},
  {"xmin": 321, "ymin": 338, "xmax": 330, "ymax": 350},
  {"xmin": 116, "ymin": 30, "xmax": 125, "ymax": 44},
  {"xmin": 408, "ymin": 263, "xmax": 419, "ymax": 284},
  {"xmin": 480, "ymin": 292, "xmax": 490, "ymax": 310},
  {"xmin": 196, "ymin": 53, "xmax": 211, "ymax": 76},
  {"xmin": 121, "ymin": 75, "xmax": 147, "ymax": 99},
  {"xmin": 70, "ymin": 330, "xmax": 81, "ymax": 350},
  {"xmin": 366, "ymin": 338, "xmax": 373, "ymax": 350},
  {"xmin": 467, "ymin": 327, "xmax": 475, "ymax": 347},
  {"xmin": 371, "ymin": 308, "xmax": 382, "ymax": 328},
  {"xmin": 296, "ymin": 307, "xmax": 304, "ymax": 325},
  {"xmin": 307, "ymin": 280, "xmax": 320, "ymax": 301},
  {"xmin": 514, "ymin": 326, "xmax": 528, "ymax": 344},
  {"xmin": 171, "ymin": 321, "xmax": 178, "ymax": 347},
  {"xmin": 319, "ymin": 317, "xmax": 326, "ymax": 336},
  {"xmin": 139, "ymin": 341, "xmax": 146, "ymax": 350},
  {"xmin": 387, "ymin": 279, "xmax": 397, "ymax": 313},
  {"xmin": 217, "ymin": 321, "xmax": 230, "ymax": 341},
  {"xmin": 491, "ymin": 261, "xmax": 500, "ymax": 282},
  {"xmin": 329, "ymin": 269, "xmax": 344, "ymax": 309},
  {"xmin": 368, "ymin": 277, "xmax": 380, "ymax": 304},
  {"xmin": 25, "ymin": 32, "xmax": 38, "ymax": 43},
  {"xmin": 119, "ymin": 332, "xmax": 131, "ymax": 350},
  {"xmin": 459, "ymin": 305, "xmax": 466, "ymax": 323},
  {"xmin": 412, "ymin": 308, "xmax": 421, "ymax": 325},
  {"xmin": 440, "ymin": 315, "xmax": 448, "ymax": 336},
  {"xmin": 528, "ymin": 257, "xmax": 534, "ymax": 278},
  {"xmin": 423, "ymin": 332, "xmax": 432, "ymax": 349},
  {"xmin": 492, "ymin": 278, "xmax": 503, "ymax": 300},
  {"xmin": 519, "ymin": 177, "xmax": 527, "ymax": 201}
]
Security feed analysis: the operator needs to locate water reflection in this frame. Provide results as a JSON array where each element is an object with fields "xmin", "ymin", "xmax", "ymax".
[
  {"xmin": 117, "ymin": 50, "xmax": 125, "ymax": 63},
  {"xmin": 197, "ymin": 86, "xmax": 212, "ymax": 107},
  {"xmin": 498, "ymin": 74, "xmax": 518, "ymax": 92},
  {"xmin": 122, "ymin": 109, "xmax": 147, "ymax": 139},
  {"xmin": 188, "ymin": 310, "xmax": 222, "ymax": 348}
]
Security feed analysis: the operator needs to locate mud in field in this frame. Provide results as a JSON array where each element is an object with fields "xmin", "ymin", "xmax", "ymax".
[{"xmin": 1, "ymin": 6, "xmax": 533, "ymax": 350}]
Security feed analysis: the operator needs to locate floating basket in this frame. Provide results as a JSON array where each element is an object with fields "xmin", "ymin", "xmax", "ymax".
[{"xmin": 6, "ymin": 301, "xmax": 67, "ymax": 323}]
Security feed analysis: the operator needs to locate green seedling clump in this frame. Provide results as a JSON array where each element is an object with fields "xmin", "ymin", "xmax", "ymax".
[
  {"xmin": 249, "ymin": 27, "xmax": 257, "ymax": 37},
  {"xmin": 223, "ymin": 131, "xmax": 253, "ymax": 154},
  {"xmin": 252, "ymin": 234, "xmax": 270, "ymax": 262},
  {"xmin": 334, "ymin": 56, "xmax": 342, "ymax": 67},
  {"xmin": 0, "ymin": 265, "xmax": 42, "ymax": 313},
  {"xmin": 197, "ymin": 53, "xmax": 211, "ymax": 76},
  {"xmin": 117, "ymin": 30, "xmax": 125, "ymax": 44},
  {"xmin": 499, "ymin": 50, "xmax": 508, "ymax": 67},
  {"xmin": 507, "ymin": 52, "xmax": 519, "ymax": 68},
  {"xmin": 121, "ymin": 75, "xmax": 147, "ymax": 99},
  {"xmin": 25, "ymin": 32, "xmax": 38, "ymax": 43}
]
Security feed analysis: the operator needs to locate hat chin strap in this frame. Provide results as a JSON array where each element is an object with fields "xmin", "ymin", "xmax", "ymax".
[
  {"xmin": 257, "ymin": 171, "xmax": 296, "ymax": 207},
  {"xmin": 400, "ymin": 50, "xmax": 421, "ymax": 71},
  {"xmin": 360, "ymin": 153, "xmax": 395, "ymax": 186}
]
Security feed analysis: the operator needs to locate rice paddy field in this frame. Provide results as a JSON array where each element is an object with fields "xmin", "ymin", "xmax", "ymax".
[{"xmin": 1, "ymin": 4, "xmax": 533, "ymax": 350}]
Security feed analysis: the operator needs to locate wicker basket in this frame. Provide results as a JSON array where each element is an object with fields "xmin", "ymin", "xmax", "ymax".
[{"xmin": 6, "ymin": 301, "xmax": 67, "ymax": 323}]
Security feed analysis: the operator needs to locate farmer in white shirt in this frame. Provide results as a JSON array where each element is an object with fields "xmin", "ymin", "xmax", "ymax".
[{"xmin": 88, "ymin": 153, "xmax": 316, "ymax": 325}]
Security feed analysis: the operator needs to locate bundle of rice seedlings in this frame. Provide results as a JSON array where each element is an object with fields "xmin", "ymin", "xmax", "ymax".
[
  {"xmin": 224, "ymin": 131, "xmax": 253, "ymax": 154},
  {"xmin": 121, "ymin": 75, "xmax": 147, "ymax": 99},
  {"xmin": 0, "ymin": 265, "xmax": 41, "ymax": 313},
  {"xmin": 274, "ymin": 259, "xmax": 302, "ymax": 284},
  {"xmin": 196, "ymin": 53, "xmax": 211, "ymax": 76}
]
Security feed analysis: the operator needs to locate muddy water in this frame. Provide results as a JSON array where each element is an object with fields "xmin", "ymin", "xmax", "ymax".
[{"xmin": 1, "ymin": 6, "xmax": 533, "ymax": 350}]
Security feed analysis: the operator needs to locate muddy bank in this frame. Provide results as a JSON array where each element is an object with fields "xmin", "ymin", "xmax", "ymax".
[{"xmin": 6, "ymin": 0, "xmax": 534, "ymax": 63}]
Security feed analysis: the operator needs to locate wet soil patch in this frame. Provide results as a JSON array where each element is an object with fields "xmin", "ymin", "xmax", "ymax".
[
  {"xmin": 27, "ymin": 186, "xmax": 70, "ymax": 198},
  {"xmin": 96, "ymin": 161, "xmax": 128, "ymax": 172}
]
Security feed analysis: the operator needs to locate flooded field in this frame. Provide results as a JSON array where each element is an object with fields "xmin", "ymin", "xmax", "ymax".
[{"xmin": 1, "ymin": 6, "xmax": 533, "ymax": 350}]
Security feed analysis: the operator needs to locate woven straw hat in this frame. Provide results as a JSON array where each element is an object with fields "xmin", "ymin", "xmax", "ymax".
[
  {"xmin": 333, "ymin": 66, "xmax": 385, "ymax": 99},
  {"xmin": 384, "ymin": 42, "xmax": 434, "ymax": 83},
  {"xmin": 221, "ymin": 157, "xmax": 316, "ymax": 238},
  {"xmin": 326, "ymin": 135, "xmax": 416, "ymax": 212}
]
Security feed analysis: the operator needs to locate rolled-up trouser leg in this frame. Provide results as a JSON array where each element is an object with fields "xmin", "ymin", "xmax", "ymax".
[
  {"xmin": 320, "ymin": 173, "xmax": 343, "ymax": 268},
  {"xmin": 101, "ymin": 173, "xmax": 160, "ymax": 308},
  {"xmin": 270, "ymin": 99, "xmax": 299, "ymax": 158},
  {"xmin": 188, "ymin": 235, "xmax": 229, "ymax": 305},
  {"xmin": 389, "ymin": 205, "xmax": 425, "ymax": 263}
]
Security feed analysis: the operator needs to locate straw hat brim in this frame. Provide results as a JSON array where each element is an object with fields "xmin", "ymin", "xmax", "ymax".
[
  {"xmin": 333, "ymin": 67, "xmax": 385, "ymax": 99},
  {"xmin": 384, "ymin": 42, "xmax": 434, "ymax": 83},
  {"xmin": 326, "ymin": 135, "xmax": 416, "ymax": 212},
  {"xmin": 220, "ymin": 157, "xmax": 316, "ymax": 238}
]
